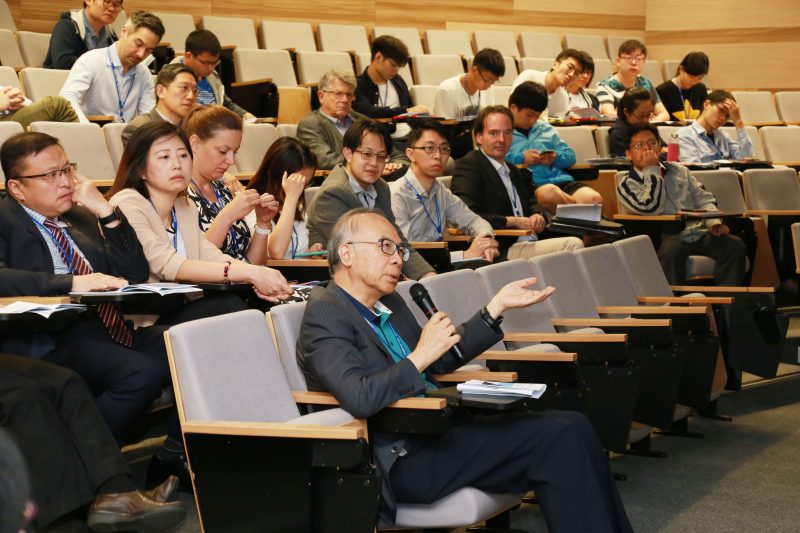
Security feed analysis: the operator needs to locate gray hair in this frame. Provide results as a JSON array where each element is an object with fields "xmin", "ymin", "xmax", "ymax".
[
  {"xmin": 319, "ymin": 69, "xmax": 357, "ymax": 92},
  {"xmin": 328, "ymin": 208, "xmax": 377, "ymax": 275}
]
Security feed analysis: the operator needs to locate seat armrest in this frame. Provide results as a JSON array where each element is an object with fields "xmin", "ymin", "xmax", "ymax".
[
  {"xmin": 0, "ymin": 296, "xmax": 71, "ymax": 305},
  {"xmin": 434, "ymin": 370, "xmax": 518, "ymax": 382},
  {"xmin": 182, "ymin": 420, "xmax": 364, "ymax": 439},
  {"xmin": 410, "ymin": 241, "xmax": 448, "ymax": 249},
  {"xmin": 476, "ymin": 351, "xmax": 577, "ymax": 362},
  {"xmin": 613, "ymin": 214, "xmax": 682, "ymax": 221},
  {"xmin": 551, "ymin": 318, "xmax": 671, "ymax": 328},
  {"xmin": 292, "ymin": 391, "xmax": 445, "ymax": 410},
  {"xmin": 494, "ymin": 229, "xmax": 531, "ymax": 237},
  {"xmin": 670, "ymin": 285, "xmax": 774, "ymax": 293},
  {"xmin": 637, "ymin": 296, "xmax": 734, "ymax": 305},
  {"xmin": 744, "ymin": 210, "xmax": 800, "ymax": 216},
  {"xmin": 595, "ymin": 306, "xmax": 706, "ymax": 315},
  {"xmin": 503, "ymin": 332, "xmax": 627, "ymax": 343},
  {"xmin": 231, "ymin": 77, "xmax": 273, "ymax": 87},
  {"xmin": 265, "ymin": 259, "xmax": 328, "ymax": 268}
]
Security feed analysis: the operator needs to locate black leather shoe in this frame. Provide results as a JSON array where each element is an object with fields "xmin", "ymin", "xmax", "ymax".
[{"xmin": 146, "ymin": 452, "xmax": 191, "ymax": 492}]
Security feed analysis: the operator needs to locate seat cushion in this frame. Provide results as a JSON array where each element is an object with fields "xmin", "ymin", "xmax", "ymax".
[
  {"xmin": 389, "ymin": 488, "xmax": 521, "ymax": 528},
  {"xmin": 686, "ymin": 255, "xmax": 715, "ymax": 279}
]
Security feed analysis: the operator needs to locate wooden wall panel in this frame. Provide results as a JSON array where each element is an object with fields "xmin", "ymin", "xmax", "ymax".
[{"xmin": 647, "ymin": 0, "xmax": 800, "ymax": 32}]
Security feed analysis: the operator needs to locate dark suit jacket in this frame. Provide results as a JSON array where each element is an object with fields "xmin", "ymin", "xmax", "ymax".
[
  {"xmin": 354, "ymin": 69, "xmax": 413, "ymax": 119},
  {"xmin": 297, "ymin": 279, "xmax": 503, "ymax": 524},
  {"xmin": 121, "ymin": 107, "xmax": 165, "ymax": 147},
  {"xmin": 450, "ymin": 149, "xmax": 547, "ymax": 258},
  {"xmin": 296, "ymin": 109, "xmax": 369, "ymax": 170},
  {"xmin": 0, "ymin": 196, "xmax": 149, "ymax": 296},
  {"xmin": 305, "ymin": 165, "xmax": 434, "ymax": 280}
]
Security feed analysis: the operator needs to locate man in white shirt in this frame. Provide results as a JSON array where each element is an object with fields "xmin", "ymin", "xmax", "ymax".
[
  {"xmin": 433, "ymin": 48, "xmax": 504, "ymax": 120},
  {"xmin": 511, "ymin": 49, "xmax": 585, "ymax": 120},
  {"xmin": 60, "ymin": 10, "xmax": 164, "ymax": 123},
  {"xmin": 390, "ymin": 119, "xmax": 499, "ymax": 264}
]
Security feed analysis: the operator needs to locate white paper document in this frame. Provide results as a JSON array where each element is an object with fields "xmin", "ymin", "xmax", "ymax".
[
  {"xmin": 0, "ymin": 301, "xmax": 86, "ymax": 318},
  {"xmin": 456, "ymin": 380, "xmax": 547, "ymax": 399},
  {"xmin": 70, "ymin": 283, "xmax": 201, "ymax": 297}
]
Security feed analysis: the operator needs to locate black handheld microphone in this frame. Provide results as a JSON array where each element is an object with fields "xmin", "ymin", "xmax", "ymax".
[{"xmin": 409, "ymin": 283, "xmax": 466, "ymax": 361}]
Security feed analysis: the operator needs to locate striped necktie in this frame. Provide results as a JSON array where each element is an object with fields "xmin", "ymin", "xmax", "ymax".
[{"xmin": 43, "ymin": 219, "xmax": 133, "ymax": 347}]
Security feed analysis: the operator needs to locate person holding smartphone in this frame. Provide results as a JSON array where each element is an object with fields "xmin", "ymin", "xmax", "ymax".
[{"xmin": 507, "ymin": 82, "xmax": 603, "ymax": 214}]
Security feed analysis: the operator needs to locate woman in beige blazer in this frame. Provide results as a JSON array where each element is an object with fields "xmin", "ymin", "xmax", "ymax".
[{"xmin": 107, "ymin": 121, "xmax": 293, "ymax": 303}]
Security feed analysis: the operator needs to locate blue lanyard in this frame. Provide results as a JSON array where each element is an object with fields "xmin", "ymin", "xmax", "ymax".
[
  {"xmin": 365, "ymin": 316, "xmax": 408, "ymax": 361},
  {"xmin": 500, "ymin": 169, "xmax": 521, "ymax": 216},
  {"xmin": 31, "ymin": 218, "xmax": 75, "ymax": 272},
  {"xmin": 191, "ymin": 180, "xmax": 239, "ymax": 254},
  {"xmin": 700, "ymin": 131, "xmax": 724, "ymax": 159},
  {"xmin": 404, "ymin": 177, "xmax": 443, "ymax": 238},
  {"xmin": 148, "ymin": 199, "xmax": 179, "ymax": 250},
  {"xmin": 290, "ymin": 226, "xmax": 298, "ymax": 259},
  {"xmin": 107, "ymin": 47, "xmax": 135, "ymax": 123}
]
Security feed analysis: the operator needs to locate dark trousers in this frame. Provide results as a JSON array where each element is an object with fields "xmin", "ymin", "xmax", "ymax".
[
  {"xmin": 658, "ymin": 233, "xmax": 747, "ymax": 286},
  {"xmin": 390, "ymin": 410, "xmax": 632, "ymax": 533},
  {"xmin": 0, "ymin": 354, "xmax": 128, "ymax": 526}
]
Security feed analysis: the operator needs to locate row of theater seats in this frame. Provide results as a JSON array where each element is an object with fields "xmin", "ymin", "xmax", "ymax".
[{"xmin": 0, "ymin": 120, "xmax": 297, "ymax": 183}]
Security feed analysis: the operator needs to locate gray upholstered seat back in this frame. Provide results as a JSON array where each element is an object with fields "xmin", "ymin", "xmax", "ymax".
[
  {"xmin": 612, "ymin": 236, "xmax": 674, "ymax": 297},
  {"xmin": 268, "ymin": 302, "xmax": 310, "ymax": 392},
  {"xmin": 574, "ymin": 245, "xmax": 640, "ymax": 306},
  {"xmin": 528, "ymin": 252, "xmax": 600, "ymax": 319},
  {"xmin": 693, "ymin": 169, "xmax": 747, "ymax": 215},
  {"xmin": 743, "ymin": 168, "xmax": 800, "ymax": 211},
  {"xmin": 167, "ymin": 310, "xmax": 301, "ymax": 423}
]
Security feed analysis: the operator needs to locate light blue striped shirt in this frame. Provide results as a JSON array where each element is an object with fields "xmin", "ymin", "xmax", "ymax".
[{"xmin": 22, "ymin": 205, "xmax": 93, "ymax": 274}]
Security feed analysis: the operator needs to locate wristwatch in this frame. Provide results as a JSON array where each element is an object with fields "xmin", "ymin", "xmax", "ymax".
[
  {"xmin": 480, "ymin": 305, "xmax": 503, "ymax": 329},
  {"xmin": 98, "ymin": 206, "xmax": 122, "ymax": 226}
]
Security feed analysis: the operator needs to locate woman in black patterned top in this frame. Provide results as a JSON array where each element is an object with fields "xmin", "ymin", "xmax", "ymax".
[{"xmin": 184, "ymin": 106, "xmax": 277, "ymax": 263}]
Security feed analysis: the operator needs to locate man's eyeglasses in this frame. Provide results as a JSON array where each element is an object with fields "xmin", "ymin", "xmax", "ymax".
[
  {"xmin": 14, "ymin": 163, "xmax": 77, "ymax": 182},
  {"xmin": 410, "ymin": 145, "xmax": 452, "ymax": 156},
  {"xmin": 630, "ymin": 139, "xmax": 660, "ymax": 150},
  {"xmin": 196, "ymin": 57, "xmax": 221, "ymax": 68},
  {"xmin": 477, "ymin": 69, "xmax": 499, "ymax": 86},
  {"xmin": 354, "ymin": 149, "xmax": 390, "ymax": 164},
  {"xmin": 102, "ymin": 0, "xmax": 124, "ymax": 9},
  {"xmin": 347, "ymin": 238, "xmax": 410, "ymax": 261},
  {"xmin": 171, "ymin": 83, "xmax": 199, "ymax": 96},
  {"xmin": 619, "ymin": 55, "xmax": 646, "ymax": 65},
  {"xmin": 322, "ymin": 90, "xmax": 355, "ymax": 101}
]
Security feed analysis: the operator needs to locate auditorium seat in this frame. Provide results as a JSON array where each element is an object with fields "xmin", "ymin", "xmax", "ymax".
[
  {"xmin": 409, "ymin": 85, "xmax": 438, "ymax": 111},
  {"xmin": 373, "ymin": 26, "xmax": 424, "ymax": 57},
  {"xmin": 518, "ymin": 57, "xmax": 555, "ymax": 73},
  {"xmin": 277, "ymin": 123, "xmax": 297, "ymax": 138},
  {"xmin": 594, "ymin": 126, "xmax": 610, "ymax": 157},
  {"xmin": 491, "ymin": 85, "xmax": 512, "ymax": 107},
  {"xmin": 774, "ymin": 91, "xmax": 800, "ymax": 123},
  {"xmin": 355, "ymin": 53, "xmax": 413, "ymax": 84},
  {"xmin": 425, "ymin": 29, "xmax": 473, "ymax": 58},
  {"xmin": 0, "ymin": 0, "xmax": 16, "ymax": 31},
  {"xmin": 0, "ymin": 65, "xmax": 20, "ymax": 91},
  {"xmin": 29, "ymin": 122, "xmax": 115, "ymax": 183},
  {"xmin": 295, "ymin": 51, "xmax": 354, "ymax": 85},
  {"xmin": 792, "ymin": 223, "xmax": 800, "ymax": 274},
  {"xmin": 742, "ymin": 168, "xmax": 800, "ymax": 213},
  {"xmin": 318, "ymin": 23, "xmax": 370, "ymax": 54},
  {"xmin": 303, "ymin": 185, "xmax": 319, "ymax": 211},
  {"xmin": 605, "ymin": 36, "xmax": 638, "ymax": 59},
  {"xmin": 19, "ymin": 67, "xmax": 69, "ymax": 101},
  {"xmin": 152, "ymin": 12, "xmax": 196, "ymax": 54},
  {"xmin": 235, "ymin": 122, "xmax": 279, "ymax": 174},
  {"xmin": 656, "ymin": 125, "xmax": 681, "ymax": 144},
  {"xmin": 0, "ymin": 29, "xmax": 24, "ymax": 70},
  {"xmin": 473, "ymin": 30, "xmax": 520, "ymax": 59},
  {"xmin": 759, "ymin": 126, "xmax": 800, "ymax": 164},
  {"xmin": 200, "ymin": 15, "xmax": 258, "ymax": 50},
  {"xmin": 518, "ymin": 32, "xmax": 562, "ymax": 59},
  {"xmin": 497, "ymin": 56, "xmax": 519, "ymax": 86},
  {"xmin": 554, "ymin": 126, "xmax": 599, "ymax": 165},
  {"xmin": 643, "ymin": 60, "xmax": 663, "ymax": 84},
  {"xmin": 0, "ymin": 121, "xmax": 24, "ymax": 182},
  {"xmin": 16, "ymin": 31, "xmax": 49, "ymax": 67},
  {"xmin": 411, "ymin": 54, "xmax": 463, "ymax": 86},
  {"xmin": 564, "ymin": 34, "xmax": 608, "ymax": 60},
  {"xmin": 260, "ymin": 20, "xmax": 316, "ymax": 52},
  {"xmin": 692, "ymin": 169, "xmax": 748, "ymax": 215},
  {"xmin": 110, "ymin": 8, "xmax": 125, "ymax": 38},
  {"xmin": 233, "ymin": 48, "xmax": 297, "ymax": 87},
  {"xmin": 102, "ymin": 122, "xmax": 126, "ymax": 170},
  {"xmin": 591, "ymin": 58, "xmax": 613, "ymax": 88},
  {"xmin": 719, "ymin": 126, "xmax": 766, "ymax": 160},
  {"xmin": 731, "ymin": 91, "xmax": 782, "ymax": 125}
]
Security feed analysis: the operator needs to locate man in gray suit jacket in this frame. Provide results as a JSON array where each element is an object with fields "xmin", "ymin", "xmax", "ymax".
[
  {"xmin": 298, "ymin": 209, "xmax": 633, "ymax": 531},
  {"xmin": 306, "ymin": 119, "xmax": 435, "ymax": 280},
  {"xmin": 121, "ymin": 64, "xmax": 197, "ymax": 146},
  {"xmin": 298, "ymin": 69, "xmax": 406, "ymax": 171}
]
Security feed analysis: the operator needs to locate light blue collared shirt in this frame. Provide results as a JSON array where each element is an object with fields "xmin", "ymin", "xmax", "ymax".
[
  {"xmin": 21, "ymin": 205, "xmax": 93, "ymax": 274},
  {"xmin": 677, "ymin": 121, "xmax": 754, "ymax": 163}
]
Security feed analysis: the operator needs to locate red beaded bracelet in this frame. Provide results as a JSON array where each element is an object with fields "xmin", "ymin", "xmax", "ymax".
[{"xmin": 223, "ymin": 260, "xmax": 232, "ymax": 285}]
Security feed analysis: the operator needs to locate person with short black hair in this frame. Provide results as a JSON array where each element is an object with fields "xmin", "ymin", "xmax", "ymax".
[
  {"xmin": 512, "ymin": 49, "xmax": 585, "ymax": 119},
  {"xmin": 656, "ymin": 51, "xmax": 710, "ymax": 121},
  {"xmin": 306, "ymin": 118, "xmax": 436, "ymax": 280},
  {"xmin": 121, "ymin": 63, "xmax": 198, "ymax": 146},
  {"xmin": 60, "ymin": 11, "xmax": 165, "ymax": 123},
  {"xmin": 608, "ymin": 87, "xmax": 660, "ymax": 157},
  {"xmin": 354, "ymin": 35, "xmax": 428, "ymax": 148},
  {"xmin": 596, "ymin": 40, "xmax": 670, "ymax": 121},
  {"xmin": 390, "ymin": 119, "xmax": 499, "ymax": 263},
  {"xmin": 566, "ymin": 51, "xmax": 599, "ymax": 111},
  {"xmin": 508, "ymin": 82, "xmax": 603, "ymax": 214},
  {"xmin": 616, "ymin": 123, "xmax": 747, "ymax": 285},
  {"xmin": 44, "ymin": 0, "xmax": 122, "ymax": 69},
  {"xmin": 175, "ymin": 29, "xmax": 255, "ymax": 120},
  {"xmin": 433, "ymin": 48, "xmax": 504, "ymax": 119},
  {"xmin": 676, "ymin": 89, "xmax": 753, "ymax": 163}
]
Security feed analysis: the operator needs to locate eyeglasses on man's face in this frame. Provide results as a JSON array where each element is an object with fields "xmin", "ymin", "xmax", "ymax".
[
  {"xmin": 14, "ymin": 162, "xmax": 77, "ymax": 182},
  {"xmin": 410, "ymin": 145, "xmax": 452, "ymax": 156},
  {"xmin": 322, "ymin": 90, "xmax": 355, "ymax": 101},
  {"xmin": 102, "ymin": 0, "xmax": 124, "ymax": 10},
  {"xmin": 630, "ymin": 138, "xmax": 660, "ymax": 151},
  {"xmin": 347, "ymin": 238, "xmax": 410, "ymax": 261},
  {"xmin": 170, "ymin": 83, "xmax": 199, "ymax": 96},
  {"xmin": 354, "ymin": 149, "xmax": 390, "ymax": 164},
  {"xmin": 619, "ymin": 55, "xmax": 646, "ymax": 64}
]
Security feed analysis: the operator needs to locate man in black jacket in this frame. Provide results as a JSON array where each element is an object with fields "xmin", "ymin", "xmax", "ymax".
[
  {"xmin": 44, "ymin": 0, "xmax": 121, "ymax": 69},
  {"xmin": 354, "ymin": 35, "xmax": 427, "ymax": 150},
  {"xmin": 451, "ymin": 105, "xmax": 583, "ymax": 259}
]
